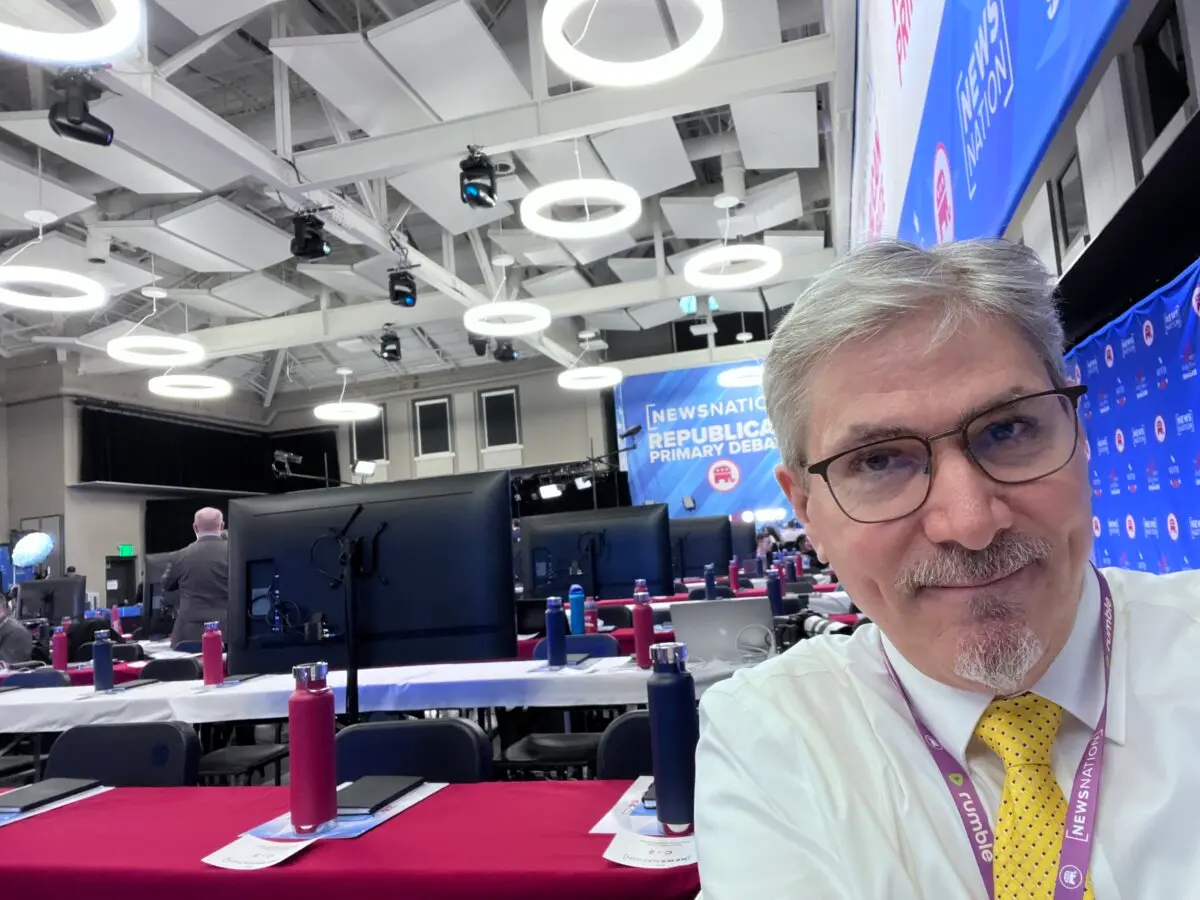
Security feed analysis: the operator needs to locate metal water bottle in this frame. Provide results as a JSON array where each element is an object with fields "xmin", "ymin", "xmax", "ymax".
[
  {"xmin": 583, "ymin": 595, "xmax": 599, "ymax": 633},
  {"xmin": 647, "ymin": 642, "xmax": 699, "ymax": 834},
  {"xmin": 727, "ymin": 558, "xmax": 741, "ymax": 594},
  {"xmin": 288, "ymin": 662, "xmax": 337, "ymax": 835},
  {"xmin": 632, "ymin": 579, "xmax": 654, "ymax": 669},
  {"xmin": 110, "ymin": 605, "xmax": 121, "ymax": 635},
  {"xmin": 766, "ymin": 570, "xmax": 783, "ymax": 616},
  {"xmin": 51, "ymin": 625, "xmax": 68, "ymax": 671},
  {"xmin": 92, "ymin": 631, "xmax": 114, "ymax": 692},
  {"xmin": 202, "ymin": 621, "xmax": 224, "ymax": 686},
  {"xmin": 703, "ymin": 563, "xmax": 716, "ymax": 600},
  {"xmin": 785, "ymin": 556, "xmax": 797, "ymax": 584},
  {"xmin": 545, "ymin": 596, "xmax": 567, "ymax": 668},
  {"xmin": 774, "ymin": 561, "xmax": 787, "ymax": 586},
  {"xmin": 568, "ymin": 583, "xmax": 586, "ymax": 635}
]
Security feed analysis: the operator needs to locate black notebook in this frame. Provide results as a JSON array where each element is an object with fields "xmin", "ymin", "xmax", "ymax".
[
  {"xmin": 111, "ymin": 678, "xmax": 160, "ymax": 692},
  {"xmin": 0, "ymin": 778, "xmax": 99, "ymax": 815},
  {"xmin": 336, "ymin": 775, "xmax": 425, "ymax": 816}
]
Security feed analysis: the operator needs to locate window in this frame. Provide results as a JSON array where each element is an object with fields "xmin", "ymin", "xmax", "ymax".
[
  {"xmin": 1137, "ymin": 1, "xmax": 1191, "ymax": 142},
  {"xmin": 1054, "ymin": 154, "xmax": 1089, "ymax": 253},
  {"xmin": 352, "ymin": 406, "xmax": 388, "ymax": 463},
  {"xmin": 480, "ymin": 388, "xmax": 521, "ymax": 449},
  {"xmin": 413, "ymin": 397, "xmax": 452, "ymax": 457}
]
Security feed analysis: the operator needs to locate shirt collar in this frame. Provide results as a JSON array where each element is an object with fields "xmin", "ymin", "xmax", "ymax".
[{"xmin": 883, "ymin": 567, "xmax": 1121, "ymax": 764}]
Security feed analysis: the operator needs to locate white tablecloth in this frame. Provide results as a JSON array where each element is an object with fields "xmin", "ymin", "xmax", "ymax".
[{"xmin": 0, "ymin": 657, "xmax": 747, "ymax": 734}]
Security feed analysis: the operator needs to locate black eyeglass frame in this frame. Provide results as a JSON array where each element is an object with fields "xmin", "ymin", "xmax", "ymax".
[{"xmin": 803, "ymin": 385, "xmax": 1089, "ymax": 524}]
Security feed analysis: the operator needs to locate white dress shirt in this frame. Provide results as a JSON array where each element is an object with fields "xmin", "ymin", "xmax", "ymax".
[{"xmin": 694, "ymin": 566, "xmax": 1200, "ymax": 899}]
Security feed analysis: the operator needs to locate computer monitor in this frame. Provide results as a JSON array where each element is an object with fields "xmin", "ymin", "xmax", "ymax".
[
  {"xmin": 731, "ymin": 521, "xmax": 757, "ymax": 559},
  {"xmin": 226, "ymin": 470, "xmax": 516, "ymax": 678},
  {"xmin": 16, "ymin": 576, "xmax": 86, "ymax": 620},
  {"xmin": 520, "ymin": 504, "xmax": 672, "ymax": 600},
  {"xmin": 669, "ymin": 516, "xmax": 733, "ymax": 579}
]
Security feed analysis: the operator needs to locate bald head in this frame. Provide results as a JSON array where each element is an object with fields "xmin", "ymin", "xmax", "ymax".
[{"xmin": 193, "ymin": 507, "xmax": 224, "ymax": 537}]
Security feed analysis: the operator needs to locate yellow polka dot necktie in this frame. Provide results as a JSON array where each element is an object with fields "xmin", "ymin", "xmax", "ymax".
[{"xmin": 973, "ymin": 694, "xmax": 1094, "ymax": 899}]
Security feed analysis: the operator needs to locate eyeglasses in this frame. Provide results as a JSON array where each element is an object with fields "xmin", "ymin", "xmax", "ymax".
[{"xmin": 805, "ymin": 386, "xmax": 1088, "ymax": 524}]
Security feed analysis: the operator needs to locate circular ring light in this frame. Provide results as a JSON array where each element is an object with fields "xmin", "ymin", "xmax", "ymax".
[
  {"xmin": 0, "ymin": 0, "xmax": 142, "ymax": 64},
  {"xmin": 148, "ymin": 374, "xmax": 232, "ymax": 401},
  {"xmin": 717, "ymin": 365, "xmax": 763, "ymax": 389},
  {"xmin": 683, "ymin": 244, "xmax": 783, "ymax": 291},
  {"xmin": 558, "ymin": 366, "xmax": 624, "ymax": 391},
  {"xmin": 464, "ymin": 301, "xmax": 552, "ymax": 338},
  {"xmin": 0, "ymin": 266, "xmax": 107, "ymax": 312},
  {"xmin": 313, "ymin": 401, "xmax": 381, "ymax": 423},
  {"xmin": 520, "ymin": 179, "xmax": 642, "ymax": 241},
  {"xmin": 107, "ymin": 335, "xmax": 206, "ymax": 368},
  {"xmin": 543, "ymin": 0, "xmax": 723, "ymax": 87}
]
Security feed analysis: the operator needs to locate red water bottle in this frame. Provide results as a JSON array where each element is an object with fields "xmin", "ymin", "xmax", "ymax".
[
  {"xmin": 775, "ymin": 562, "xmax": 787, "ymax": 585},
  {"xmin": 110, "ymin": 605, "xmax": 121, "ymax": 635},
  {"xmin": 202, "ymin": 621, "xmax": 224, "ymax": 686},
  {"xmin": 727, "ymin": 559, "xmax": 741, "ymax": 595},
  {"xmin": 289, "ymin": 662, "xmax": 337, "ymax": 835},
  {"xmin": 583, "ymin": 596, "xmax": 599, "ymax": 633},
  {"xmin": 51, "ymin": 626, "xmax": 68, "ymax": 671},
  {"xmin": 632, "ymin": 579, "xmax": 654, "ymax": 669}
]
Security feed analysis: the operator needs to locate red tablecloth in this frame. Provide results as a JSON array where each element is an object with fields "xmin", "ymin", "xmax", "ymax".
[
  {"xmin": 516, "ymin": 628, "xmax": 676, "ymax": 660},
  {"xmin": 0, "ymin": 783, "xmax": 699, "ymax": 900},
  {"xmin": 0, "ymin": 662, "xmax": 141, "ymax": 686}
]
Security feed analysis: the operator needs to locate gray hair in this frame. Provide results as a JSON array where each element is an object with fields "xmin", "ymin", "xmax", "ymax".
[{"xmin": 763, "ymin": 239, "xmax": 1067, "ymax": 469}]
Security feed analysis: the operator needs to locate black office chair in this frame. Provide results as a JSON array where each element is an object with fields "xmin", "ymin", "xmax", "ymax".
[
  {"xmin": 174, "ymin": 641, "xmax": 202, "ymax": 654},
  {"xmin": 688, "ymin": 586, "xmax": 734, "ymax": 600},
  {"xmin": 140, "ymin": 657, "xmax": 202, "ymax": 681},
  {"xmin": 737, "ymin": 576, "xmax": 754, "ymax": 589},
  {"xmin": 596, "ymin": 710, "xmax": 652, "ymax": 780},
  {"xmin": 336, "ymin": 718, "xmax": 493, "ymax": 783},
  {"xmin": 597, "ymin": 605, "xmax": 632, "ymax": 629},
  {"xmin": 45, "ymin": 722, "xmax": 201, "ymax": 786},
  {"xmin": 530, "ymin": 633, "xmax": 620, "ymax": 660},
  {"xmin": 653, "ymin": 607, "xmax": 672, "ymax": 626},
  {"xmin": 78, "ymin": 642, "xmax": 142, "ymax": 663},
  {"xmin": 3, "ymin": 669, "xmax": 70, "ymax": 688}
]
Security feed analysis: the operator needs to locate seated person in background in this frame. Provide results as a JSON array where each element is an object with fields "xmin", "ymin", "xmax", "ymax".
[
  {"xmin": 66, "ymin": 616, "xmax": 126, "ymax": 663},
  {"xmin": 0, "ymin": 597, "xmax": 34, "ymax": 666},
  {"xmin": 755, "ymin": 528, "xmax": 778, "ymax": 557},
  {"xmin": 798, "ymin": 535, "xmax": 829, "ymax": 573}
]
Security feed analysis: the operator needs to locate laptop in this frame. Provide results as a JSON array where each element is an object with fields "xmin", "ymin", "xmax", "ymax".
[{"xmin": 669, "ymin": 597, "xmax": 776, "ymax": 664}]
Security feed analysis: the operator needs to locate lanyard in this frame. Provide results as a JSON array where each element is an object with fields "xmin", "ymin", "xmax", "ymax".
[{"xmin": 882, "ymin": 569, "xmax": 1114, "ymax": 899}]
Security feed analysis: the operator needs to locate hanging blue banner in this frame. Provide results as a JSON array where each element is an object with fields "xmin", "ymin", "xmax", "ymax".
[
  {"xmin": 1066, "ymin": 257, "xmax": 1200, "ymax": 573},
  {"xmin": 614, "ymin": 363, "xmax": 788, "ymax": 521}
]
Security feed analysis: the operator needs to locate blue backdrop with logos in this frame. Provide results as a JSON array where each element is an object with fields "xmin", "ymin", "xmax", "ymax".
[
  {"xmin": 1066, "ymin": 257, "xmax": 1200, "ymax": 574},
  {"xmin": 896, "ymin": 0, "xmax": 1127, "ymax": 246},
  {"xmin": 614, "ymin": 362, "xmax": 788, "ymax": 520}
]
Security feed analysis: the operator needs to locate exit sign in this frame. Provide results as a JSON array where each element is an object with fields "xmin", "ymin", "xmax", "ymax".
[{"xmin": 117, "ymin": 544, "xmax": 135, "ymax": 558}]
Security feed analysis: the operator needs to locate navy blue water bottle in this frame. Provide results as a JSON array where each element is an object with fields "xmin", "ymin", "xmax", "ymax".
[
  {"xmin": 703, "ymin": 563, "xmax": 716, "ymax": 600},
  {"xmin": 755, "ymin": 554, "xmax": 766, "ymax": 577},
  {"xmin": 766, "ymin": 570, "xmax": 783, "ymax": 616},
  {"xmin": 647, "ymin": 642, "xmax": 699, "ymax": 833},
  {"xmin": 785, "ymin": 556, "xmax": 797, "ymax": 585},
  {"xmin": 93, "ymin": 630, "xmax": 114, "ymax": 692},
  {"xmin": 568, "ymin": 583, "xmax": 586, "ymax": 635},
  {"xmin": 545, "ymin": 596, "xmax": 568, "ymax": 668}
]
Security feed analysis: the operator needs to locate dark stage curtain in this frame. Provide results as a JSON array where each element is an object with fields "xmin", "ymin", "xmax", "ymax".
[{"xmin": 144, "ymin": 495, "xmax": 232, "ymax": 554}]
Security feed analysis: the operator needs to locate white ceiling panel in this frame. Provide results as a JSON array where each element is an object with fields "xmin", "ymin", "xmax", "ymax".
[
  {"xmin": 205, "ymin": 355, "xmax": 263, "ymax": 379},
  {"xmin": 518, "ymin": 140, "xmax": 610, "ymax": 186},
  {"xmin": 155, "ymin": 0, "xmax": 280, "ymax": 35},
  {"xmin": 547, "ymin": 0, "xmax": 674, "ymax": 86},
  {"xmin": 369, "ymin": 0, "xmax": 530, "ymax": 120},
  {"xmin": 81, "ymin": 321, "xmax": 175, "ymax": 347},
  {"xmin": 90, "ymin": 96, "xmax": 247, "ymax": 192},
  {"xmin": 390, "ymin": 160, "xmax": 513, "ymax": 235},
  {"xmin": 664, "ymin": 0, "xmax": 782, "ymax": 62},
  {"xmin": 0, "ymin": 155, "xmax": 93, "ymax": 225},
  {"xmin": 731, "ymin": 92, "xmax": 820, "ymax": 170},
  {"xmin": 523, "ymin": 268, "xmax": 591, "ymax": 297},
  {"xmin": 487, "ymin": 229, "xmax": 574, "ymax": 268},
  {"xmin": 591, "ymin": 119, "xmax": 696, "ymax": 198},
  {"xmin": 271, "ymin": 34, "xmax": 434, "ymax": 137},
  {"xmin": 628, "ymin": 300, "xmax": 685, "ymax": 330},
  {"xmin": 169, "ymin": 288, "xmax": 263, "ymax": 320},
  {"xmin": 666, "ymin": 240, "xmax": 720, "ymax": 274},
  {"xmin": 0, "ymin": 233, "xmax": 154, "ymax": 294},
  {"xmin": 763, "ymin": 280, "xmax": 812, "ymax": 310},
  {"xmin": 586, "ymin": 310, "xmax": 641, "ymax": 331},
  {"xmin": 496, "ymin": 173, "xmax": 531, "ymax": 202},
  {"xmin": 102, "ymin": 220, "xmax": 247, "ymax": 274},
  {"xmin": 350, "ymin": 255, "xmax": 395, "ymax": 290},
  {"xmin": 566, "ymin": 230, "xmax": 639, "ymax": 266},
  {"xmin": 658, "ymin": 196, "xmax": 727, "ymax": 240},
  {"xmin": 211, "ymin": 273, "xmax": 313, "ymax": 318},
  {"xmin": 607, "ymin": 257, "xmax": 658, "ymax": 282},
  {"xmin": 711, "ymin": 291, "xmax": 766, "ymax": 313},
  {"xmin": 0, "ymin": 112, "xmax": 200, "ymax": 196},
  {"xmin": 158, "ymin": 197, "xmax": 293, "ymax": 271},
  {"xmin": 764, "ymin": 230, "xmax": 827, "ymax": 256},
  {"xmin": 735, "ymin": 173, "xmax": 805, "ymax": 233},
  {"xmin": 297, "ymin": 263, "xmax": 388, "ymax": 301}
]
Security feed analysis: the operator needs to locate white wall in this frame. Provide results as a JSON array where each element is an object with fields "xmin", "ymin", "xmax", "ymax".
[
  {"xmin": 6, "ymin": 398, "xmax": 68, "ymax": 528},
  {"xmin": 63, "ymin": 488, "xmax": 147, "ymax": 587}
]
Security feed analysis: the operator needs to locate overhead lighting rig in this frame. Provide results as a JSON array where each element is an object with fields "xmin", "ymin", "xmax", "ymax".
[
  {"xmin": 387, "ymin": 237, "xmax": 418, "ymax": 307},
  {"xmin": 470, "ymin": 335, "xmax": 491, "ymax": 357},
  {"xmin": 48, "ymin": 70, "xmax": 112, "ymax": 147},
  {"xmin": 460, "ymin": 146, "xmax": 497, "ymax": 209},
  {"xmin": 379, "ymin": 329, "xmax": 402, "ymax": 362},
  {"xmin": 493, "ymin": 340, "xmax": 519, "ymax": 363},
  {"xmin": 290, "ymin": 209, "xmax": 332, "ymax": 260}
]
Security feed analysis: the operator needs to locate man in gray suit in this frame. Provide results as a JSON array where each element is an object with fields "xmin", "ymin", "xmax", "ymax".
[
  {"xmin": 0, "ymin": 596, "xmax": 33, "ymax": 666},
  {"xmin": 164, "ymin": 507, "xmax": 229, "ymax": 648}
]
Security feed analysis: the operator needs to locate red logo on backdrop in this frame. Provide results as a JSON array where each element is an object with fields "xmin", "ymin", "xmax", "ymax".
[
  {"xmin": 1114, "ymin": 428, "xmax": 1125, "ymax": 453},
  {"xmin": 707, "ymin": 459, "xmax": 741, "ymax": 493},
  {"xmin": 1168, "ymin": 513, "xmax": 1180, "ymax": 541},
  {"xmin": 893, "ymin": 0, "xmax": 914, "ymax": 83},
  {"xmin": 1074, "ymin": 363, "xmax": 1082, "ymax": 383},
  {"xmin": 1144, "ymin": 320, "xmax": 1155, "ymax": 346},
  {"xmin": 1085, "ymin": 438, "xmax": 1091, "ymax": 460},
  {"xmin": 1104, "ymin": 344, "xmax": 1115, "ymax": 367},
  {"xmin": 933, "ymin": 144, "xmax": 955, "ymax": 243},
  {"xmin": 1156, "ymin": 415, "xmax": 1167, "ymax": 442},
  {"xmin": 867, "ymin": 130, "xmax": 886, "ymax": 241},
  {"xmin": 1092, "ymin": 516, "xmax": 1101, "ymax": 537},
  {"xmin": 1193, "ymin": 286, "xmax": 1200, "ymax": 315},
  {"xmin": 1126, "ymin": 515, "xmax": 1137, "ymax": 539}
]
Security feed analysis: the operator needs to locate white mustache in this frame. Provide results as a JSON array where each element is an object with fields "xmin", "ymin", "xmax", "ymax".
[{"xmin": 896, "ymin": 532, "xmax": 1054, "ymax": 595}]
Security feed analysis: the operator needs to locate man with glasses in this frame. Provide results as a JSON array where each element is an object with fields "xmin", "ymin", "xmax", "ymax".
[{"xmin": 695, "ymin": 239, "xmax": 1200, "ymax": 898}]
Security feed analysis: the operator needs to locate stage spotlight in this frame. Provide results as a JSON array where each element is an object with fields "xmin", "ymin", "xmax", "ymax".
[
  {"xmin": 379, "ymin": 329, "xmax": 401, "ymax": 362},
  {"xmin": 48, "ymin": 71, "xmax": 112, "ymax": 147},
  {"xmin": 388, "ymin": 269, "xmax": 417, "ymax": 307},
  {"xmin": 575, "ymin": 476, "xmax": 592, "ymax": 490},
  {"xmin": 469, "ymin": 335, "xmax": 490, "ymax": 357},
  {"xmin": 493, "ymin": 340, "xmax": 519, "ymax": 362},
  {"xmin": 460, "ymin": 147, "xmax": 497, "ymax": 209},
  {"xmin": 539, "ymin": 482, "xmax": 564, "ymax": 500},
  {"xmin": 290, "ymin": 213, "xmax": 331, "ymax": 260}
]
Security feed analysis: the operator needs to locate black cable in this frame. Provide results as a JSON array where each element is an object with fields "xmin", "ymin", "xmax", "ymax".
[{"xmin": 309, "ymin": 533, "xmax": 342, "ymax": 586}]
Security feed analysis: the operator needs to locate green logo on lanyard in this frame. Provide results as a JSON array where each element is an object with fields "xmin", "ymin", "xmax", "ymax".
[{"xmin": 947, "ymin": 772, "xmax": 965, "ymax": 787}]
